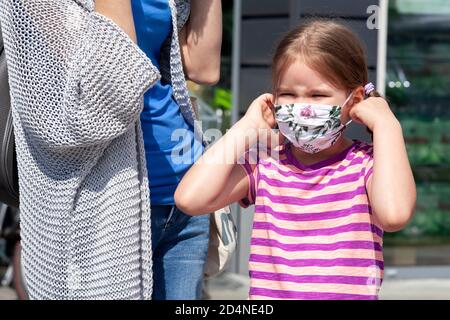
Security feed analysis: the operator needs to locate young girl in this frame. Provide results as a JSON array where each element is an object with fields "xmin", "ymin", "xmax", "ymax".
[{"xmin": 175, "ymin": 20, "xmax": 416, "ymax": 300}]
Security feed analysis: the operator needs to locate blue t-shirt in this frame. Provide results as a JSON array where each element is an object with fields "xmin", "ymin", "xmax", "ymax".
[{"xmin": 131, "ymin": 0, "xmax": 203, "ymax": 205}]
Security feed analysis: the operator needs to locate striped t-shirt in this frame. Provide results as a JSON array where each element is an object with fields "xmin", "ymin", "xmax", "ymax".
[{"xmin": 238, "ymin": 140, "xmax": 383, "ymax": 300}]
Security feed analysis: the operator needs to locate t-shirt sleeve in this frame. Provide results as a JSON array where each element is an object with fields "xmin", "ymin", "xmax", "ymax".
[
  {"xmin": 237, "ymin": 150, "xmax": 259, "ymax": 208},
  {"xmin": 364, "ymin": 145, "xmax": 374, "ymax": 190}
]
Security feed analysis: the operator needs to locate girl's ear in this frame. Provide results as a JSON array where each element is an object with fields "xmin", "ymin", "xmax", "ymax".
[
  {"xmin": 349, "ymin": 86, "xmax": 365, "ymax": 107},
  {"xmin": 340, "ymin": 86, "xmax": 365, "ymax": 123}
]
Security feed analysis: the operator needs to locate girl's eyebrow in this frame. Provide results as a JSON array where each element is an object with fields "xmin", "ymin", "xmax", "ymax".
[
  {"xmin": 306, "ymin": 87, "xmax": 332, "ymax": 94},
  {"xmin": 276, "ymin": 87, "xmax": 292, "ymax": 92},
  {"xmin": 276, "ymin": 86, "xmax": 333, "ymax": 95}
]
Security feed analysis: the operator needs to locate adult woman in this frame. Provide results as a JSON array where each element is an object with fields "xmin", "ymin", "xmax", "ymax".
[
  {"xmin": 0, "ymin": 0, "xmax": 220, "ymax": 299},
  {"xmin": 130, "ymin": 0, "xmax": 222, "ymax": 300}
]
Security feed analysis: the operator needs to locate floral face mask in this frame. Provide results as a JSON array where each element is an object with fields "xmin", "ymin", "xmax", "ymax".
[{"xmin": 274, "ymin": 94, "xmax": 353, "ymax": 154}]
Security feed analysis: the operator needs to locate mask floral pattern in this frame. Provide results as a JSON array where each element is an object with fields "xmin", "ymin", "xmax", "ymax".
[{"xmin": 275, "ymin": 96, "xmax": 352, "ymax": 154}]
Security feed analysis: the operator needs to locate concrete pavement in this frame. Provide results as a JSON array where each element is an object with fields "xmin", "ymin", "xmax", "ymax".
[
  {"xmin": 1, "ymin": 269, "xmax": 450, "ymax": 300},
  {"xmin": 204, "ymin": 270, "xmax": 450, "ymax": 300}
]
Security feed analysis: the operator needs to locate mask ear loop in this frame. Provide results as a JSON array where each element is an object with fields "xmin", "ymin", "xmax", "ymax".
[{"xmin": 341, "ymin": 92, "xmax": 354, "ymax": 127}]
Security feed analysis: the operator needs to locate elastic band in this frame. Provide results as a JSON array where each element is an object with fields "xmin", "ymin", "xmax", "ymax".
[{"xmin": 364, "ymin": 82, "xmax": 376, "ymax": 96}]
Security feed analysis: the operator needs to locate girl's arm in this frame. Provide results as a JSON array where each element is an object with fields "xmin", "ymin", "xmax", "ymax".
[
  {"xmin": 175, "ymin": 119, "xmax": 253, "ymax": 215},
  {"xmin": 175, "ymin": 94, "xmax": 277, "ymax": 215},
  {"xmin": 179, "ymin": 0, "xmax": 222, "ymax": 85},
  {"xmin": 349, "ymin": 97, "xmax": 416, "ymax": 232}
]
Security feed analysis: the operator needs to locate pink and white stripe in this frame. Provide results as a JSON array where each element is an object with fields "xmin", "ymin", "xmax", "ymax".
[{"xmin": 239, "ymin": 140, "xmax": 382, "ymax": 300}]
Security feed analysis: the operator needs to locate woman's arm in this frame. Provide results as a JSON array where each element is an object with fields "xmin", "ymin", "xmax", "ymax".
[
  {"xmin": 95, "ymin": 0, "xmax": 137, "ymax": 43},
  {"xmin": 175, "ymin": 94, "xmax": 277, "ymax": 215},
  {"xmin": 179, "ymin": 0, "xmax": 222, "ymax": 85},
  {"xmin": 1, "ymin": 0, "xmax": 159, "ymax": 150},
  {"xmin": 350, "ymin": 97, "xmax": 416, "ymax": 232}
]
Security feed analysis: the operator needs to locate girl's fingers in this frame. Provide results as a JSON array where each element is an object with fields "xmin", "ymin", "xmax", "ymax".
[
  {"xmin": 259, "ymin": 93, "xmax": 276, "ymax": 128},
  {"xmin": 261, "ymin": 93, "xmax": 274, "ymax": 107},
  {"xmin": 348, "ymin": 104, "xmax": 364, "ymax": 125}
]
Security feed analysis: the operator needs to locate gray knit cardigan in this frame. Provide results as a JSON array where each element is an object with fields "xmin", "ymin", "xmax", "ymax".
[{"xmin": 0, "ymin": 0, "xmax": 200, "ymax": 299}]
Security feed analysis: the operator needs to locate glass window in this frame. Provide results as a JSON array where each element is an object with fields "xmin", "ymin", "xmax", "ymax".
[{"xmin": 384, "ymin": 0, "xmax": 450, "ymax": 266}]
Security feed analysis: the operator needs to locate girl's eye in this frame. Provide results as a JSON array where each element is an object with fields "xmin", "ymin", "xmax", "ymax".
[{"xmin": 279, "ymin": 93, "xmax": 294, "ymax": 97}]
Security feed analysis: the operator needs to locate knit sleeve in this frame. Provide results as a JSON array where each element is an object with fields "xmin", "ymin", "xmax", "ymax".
[
  {"xmin": 63, "ymin": 11, "xmax": 160, "ymax": 147},
  {"xmin": 175, "ymin": 0, "xmax": 191, "ymax": 31},
  {"xmin": 1, "ymin": 1, "xmax": 159, "ymax": 150}
]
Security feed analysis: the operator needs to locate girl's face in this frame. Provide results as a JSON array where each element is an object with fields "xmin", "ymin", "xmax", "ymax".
[{"xmin": 275, "ymin": 59, "xmax": 360, "ymax": 124}]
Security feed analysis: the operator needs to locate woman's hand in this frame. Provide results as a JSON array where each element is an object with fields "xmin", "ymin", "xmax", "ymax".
[{"xmin": 348, "ymin": 97, "xmax": 399, "ymax": 131}]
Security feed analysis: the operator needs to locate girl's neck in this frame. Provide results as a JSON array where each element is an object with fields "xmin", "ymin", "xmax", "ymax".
[{"xmin": 289, "ymin": 136, "xmax": 354, "ymax": 167}]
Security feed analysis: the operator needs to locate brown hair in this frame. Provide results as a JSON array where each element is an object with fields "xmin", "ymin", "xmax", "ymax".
[{"xmin": 272, "ymin": 19, "xmax": 381, "ymax": 98}]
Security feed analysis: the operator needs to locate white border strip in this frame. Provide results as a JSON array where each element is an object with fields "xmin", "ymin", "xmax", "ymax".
[
  {"xmin": 231, "ymin": 0, "xmax": 242, "ymax": 126},
  {"xmin": 377, "ymin": 0, "xmax": 389, "ymax": 96}
]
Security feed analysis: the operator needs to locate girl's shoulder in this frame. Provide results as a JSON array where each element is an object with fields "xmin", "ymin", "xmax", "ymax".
[
  {"xmin": 351, "ymin": 140, "xmax": 374, "ymax": 159},
  {"xmin": 348, "ymin": 140, "xmax": 374, "ymax": 178}
]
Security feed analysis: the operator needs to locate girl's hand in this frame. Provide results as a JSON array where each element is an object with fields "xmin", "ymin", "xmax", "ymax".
[
  {"xmin": 242, "ymin": 93, "xmax": 277, "ymax": 130},
  {"xmin": 241, "ymin": 93, "xmax": 284, "ymax": 149},
  {"xmin": 348, "ymin": 97, "xmax": 399, "ymax": 131}
]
